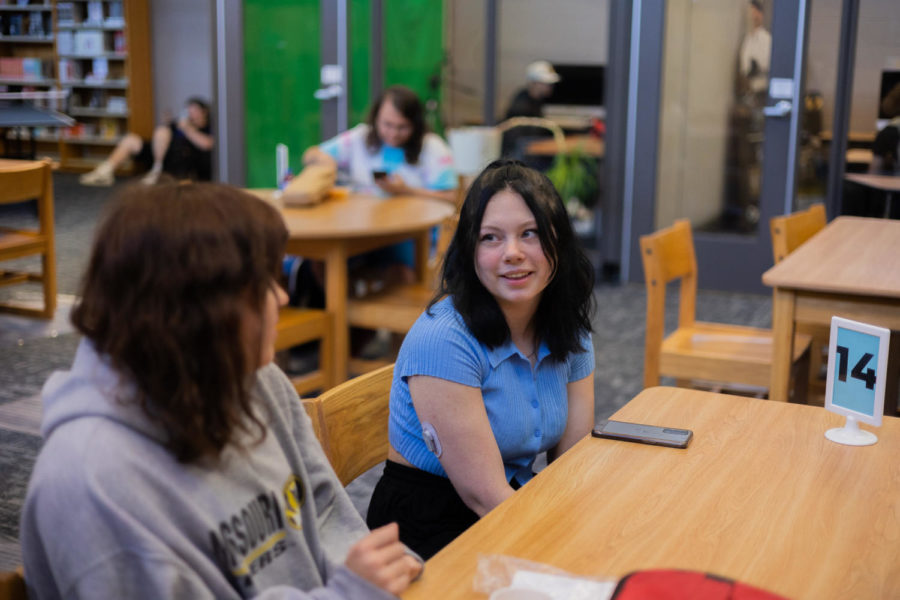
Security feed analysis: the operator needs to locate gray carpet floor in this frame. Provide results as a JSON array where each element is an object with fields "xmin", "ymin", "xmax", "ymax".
[{"xmin": 0, "ymin": 172, "xmax": 774, "ymax": 571}]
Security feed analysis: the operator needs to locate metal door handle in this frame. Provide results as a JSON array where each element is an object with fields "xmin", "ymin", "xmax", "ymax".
[
  {"xmin": 762, "ymin": 100, "xmax": 792, "ymax": 118},
  {"xmin": 314, "ymin": 84, "xmax": 343, "ymax": 100}
]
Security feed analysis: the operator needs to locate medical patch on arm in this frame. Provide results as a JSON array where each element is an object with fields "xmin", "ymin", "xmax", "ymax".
[{"xmin": 421, "ymin": 422, "xmax": 443, "ymax": 458}]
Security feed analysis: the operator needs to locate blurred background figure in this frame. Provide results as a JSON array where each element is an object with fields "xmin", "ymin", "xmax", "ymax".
[
  {"xmin": 739, "ymin": 0, "xmax": 771, "ymax": 97},
  {"xmin": 79, "ymin": 97, "xmax": 214, "ymax": 187}
]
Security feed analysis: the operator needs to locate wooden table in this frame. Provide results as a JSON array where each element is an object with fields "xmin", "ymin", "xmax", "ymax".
[
  {"xmin": 249, "ymin": 189, "xmax": 454, "ymax": 383},
  {"xmin": 402, "ymin": 387, "xmax": 900, "ymax": 599},
  {"xmin": 844, "ymin": 173, "xmax": 900, "ymax": 218},
  {"xmin": 762, "ymin": 217, "xmax": 900, "ymax": 403},
  {"xmin": 525, "ymin": 135, "xmax": 604, "ymax": 158},
  {"xmin": 0, "ymin": 158, "xmax": 58, "ymax": 170},
  {"xmin": 0, "ymin": 104, "xmax": 74, "ymax": 159}
]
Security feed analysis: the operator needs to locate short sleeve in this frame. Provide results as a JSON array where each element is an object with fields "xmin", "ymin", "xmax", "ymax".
[
  {"xmin": 318, "ymin": 127, "xmax": 360, "ymax": 170},
  {"xmin": 567, "ymin": 332, "xmax": 595, "ymax": 383},
  {"xmin": 396, "ymin": 305, "xmax": 484, "ymax": 388},
  {"xmin": 420, "ymin": 134, "xmax": 457, "ymax": 191}
]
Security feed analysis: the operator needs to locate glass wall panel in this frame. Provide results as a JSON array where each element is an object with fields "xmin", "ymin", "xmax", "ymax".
[{"xmin": 655, "ymin": 0, "xmax": 771, "ymax": 234}]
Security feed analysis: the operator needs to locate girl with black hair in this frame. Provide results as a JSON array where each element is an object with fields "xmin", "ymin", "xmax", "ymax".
[{"xmin": 367, "ymin": 160, "xmax": 596, "ymax": 559}]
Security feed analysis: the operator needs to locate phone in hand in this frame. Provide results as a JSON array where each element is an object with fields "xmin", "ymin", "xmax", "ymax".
[
  {"xmin": 591, "ymin": 420, "xmax": 693, "ymax": 449},
  {"xmin": 372, "ymin": 170, "xmax": 388, "ymax": 180}
]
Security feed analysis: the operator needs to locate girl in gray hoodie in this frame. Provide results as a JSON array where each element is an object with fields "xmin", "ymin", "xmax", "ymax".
[{"xmin": 20, "ymin": 182, "xmax": 421, "ymax": 599}]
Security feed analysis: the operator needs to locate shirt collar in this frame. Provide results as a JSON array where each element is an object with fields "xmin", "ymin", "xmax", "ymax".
[{"xmin": 486, "ymin": 338, "xmax": 549, "ymax": 368}]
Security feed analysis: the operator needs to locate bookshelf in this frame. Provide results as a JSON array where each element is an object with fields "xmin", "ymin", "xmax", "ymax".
[{"xmin": 0, "ymin": 0, "xmax": 152, "ymax": 171}]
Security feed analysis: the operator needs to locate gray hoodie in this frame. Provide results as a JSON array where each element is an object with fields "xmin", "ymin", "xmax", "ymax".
[{"xmin": 20, "ymin": 340, "xmax": 396, "ymax": 599}]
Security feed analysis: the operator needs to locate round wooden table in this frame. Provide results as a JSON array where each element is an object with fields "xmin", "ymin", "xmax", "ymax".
[{"xmin": 249, "ymin": 189, "xmax": 455, "ymax": 383}]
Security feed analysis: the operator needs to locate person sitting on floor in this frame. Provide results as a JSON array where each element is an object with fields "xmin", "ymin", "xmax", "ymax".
[
  {"xmin": 79, "ymin": 97, "xmax": 214, "ymax": 187},
  {"xmin": 20, "ymin": 182, "xmax": 421, "ymax": 598},
  {"xmin": 366, "ymin": 159, "xmax": 596, "ymax": 559}
]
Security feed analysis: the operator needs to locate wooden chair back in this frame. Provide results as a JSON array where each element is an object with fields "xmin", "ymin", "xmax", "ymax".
[
  {"xmin": 0, "ymin": 159, "xmax": 56, "ymax": 318},
  {"xmin": 0, "ymin": 567, "xmax": 27, "ymax": 600},
  {"xmin": 770, "ymin": 204, "xmax": 826, "ymax": 263},
  {"xmin": 311, "ymin": 363, "xmax": 393, "ymax": 486},
  {"xmin": 639, "ymin": 219, "xmax": 811, "ymax": 396},
  {"xmin": 274, "ymin": 307, "xmax": 334, "ymax": 396},
  {"xmin": 770, "ymin": 204, "xmax": 829, "ymax": 402},
  {"xmin": 640, "ymin": 219, "xmax": 698, "ymax": 385}
]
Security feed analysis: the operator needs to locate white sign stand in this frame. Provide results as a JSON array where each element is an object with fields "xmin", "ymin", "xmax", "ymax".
[{"xmin": 824, "ymin": 316, "xmax": 890, "ymax": 446}]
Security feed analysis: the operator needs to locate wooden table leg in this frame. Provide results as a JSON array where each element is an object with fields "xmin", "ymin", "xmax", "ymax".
[
  {"xmin": 324, "ymin": 245, "xmax": 349, "ymax": 383},
  {"xmin": 770, "ymin": 288, "xmax": 796, "ymax": 402},
  {"xmin": 414, "ymin": 229, "xmax": 431, "ymax": 284}
]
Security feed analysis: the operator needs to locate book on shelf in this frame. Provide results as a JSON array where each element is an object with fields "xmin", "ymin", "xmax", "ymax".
[
  {"xmin": 58, "ymin": 58, "xmax": 82, "ymax": 82},
  {"xmin": 85, "ymin": 1, "xmax": 104, "ymax": 26},
  {"xmin": 56, "ymin": 3, "xmax": 74, "ymax": 26},
  {"xmin": 106, "ymin": 96, "xmax": 127, "ymax": 114},
  {"xmin": 98, "ymin": 117, "xmax": 118, "ymax": 139},
  {"xmin": 74, "ymin": 30, "xmax": 105, "ymax": 55},
  {"xmin": 113, "ymin": 31, "xmax": 125, "ymax": 53},
  {"xmin": 6, "ymin": 14, "xmax": 23, "ymax": 36},
  {"xmin": 85, "ymin": 57, "xmax": 108, "ymax": 82},
  {"xmin": 27, "ymin": 10, "xmax": 46, "ymax": 37},
  {"xmin": 21, "ymin": 57, "xmax": 42, "ymax": 79},
  {"xmin": 106, "ymin": 1, "xmax": 124, "ymax": 27},
  {"xmin": 57, "ymin": 30, "xmax": 73, "ymax": 54},
  {"xmin": 62, "ymin": 123, "xmax": 85, "ymax": 139},
  {"xmin": 0, "ymin": 57, "xmax": 48, "ymax": 80}
]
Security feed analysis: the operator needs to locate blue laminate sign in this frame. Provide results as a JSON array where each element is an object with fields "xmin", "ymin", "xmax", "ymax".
[
  {"xmin": 831, "ymin": 326, "xmax": 880, "ymax": 417},
  {"xmin": 825, "ymin": 316, "xmax": 889, "ymax": 430}
]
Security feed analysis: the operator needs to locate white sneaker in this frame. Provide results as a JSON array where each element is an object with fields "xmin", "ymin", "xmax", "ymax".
[
  {"xmin": 140, "ymin": 170, "xmax": 161, "ymax": 185},
  {"xmin": 79, "ymin": 167, "xmax": 114, "ymax": 187}
]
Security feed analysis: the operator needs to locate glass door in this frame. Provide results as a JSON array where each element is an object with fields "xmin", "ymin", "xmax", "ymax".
[{"xmin": 624, "ymin": 0, "xmax": 810, "ymax": 293}]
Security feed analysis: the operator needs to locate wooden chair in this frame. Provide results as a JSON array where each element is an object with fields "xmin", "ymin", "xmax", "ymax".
[
  {"xmin": 346, "ymin": 213, "xmax": 458, "ymax": 374},
  {"xmin": 770, "ymin": 204, "xmax": 830, "ymax": 402},
  {"xmin": 0, "ymin": 566, "xmax": 26, "ymax": 600},
  {"xmin": 770, "ymin": 204, "xmax": 826, "ymax": 264},
  {"xmin": 640, "ymin": 219, "xmax": 811, "ymax": 399},
  {"xmin": 307, "ymin": 363, "xmax": 393, "ymax": 486},
  {"xmin": 0, "ymin": 159, "xmax": 56, "ymax": 319},
  {"xmin": 274, "ymin": 307, "xmax": 334, "ymax": 396}
]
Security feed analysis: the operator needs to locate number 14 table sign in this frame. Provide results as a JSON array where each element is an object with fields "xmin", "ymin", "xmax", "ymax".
[{"xmin": 824, "ymin": 316, "xmax": 891, "ymax": 446}]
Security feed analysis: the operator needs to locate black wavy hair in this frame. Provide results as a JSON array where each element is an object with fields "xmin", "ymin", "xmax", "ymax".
[{"xmin": 431, "ymin": 159, "xmax": 594, "ymax": 360}]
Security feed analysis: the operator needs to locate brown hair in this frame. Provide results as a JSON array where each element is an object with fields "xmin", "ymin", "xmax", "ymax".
[
  {"xmin": 366, "ymin": 85, "xmax": 426, "ymax": 164},
  {"xmin": 71, "ymin": 183, "xmax": 288, "ymax": 463}
]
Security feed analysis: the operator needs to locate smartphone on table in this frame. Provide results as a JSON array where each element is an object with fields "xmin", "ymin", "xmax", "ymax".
[
  {"xmin": 591, "ymin": 420, "xmax": 693, "ymax": 449},
  {"xmin": 372, "ymin": 170, "xmax": 388, "ymax": 180}
]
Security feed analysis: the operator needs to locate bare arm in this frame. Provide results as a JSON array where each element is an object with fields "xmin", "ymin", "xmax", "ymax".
[
  {"xmin": 176, "ymin": 118, "xmax": 214, "ymax": 151},
  {"xmin": 302, "ymin": 146, "xmax": 338, "ymax": 169},
  {"xmin": 377, "ymin": 174, "xmax": 458, "ymax": 205},
  {"xmin": 547, "ymin": 372, "xmax": 594, "ymax": 463},
  {"xmin": 407, "ymin": 375, "xmax": 514, "ymax": 517}
]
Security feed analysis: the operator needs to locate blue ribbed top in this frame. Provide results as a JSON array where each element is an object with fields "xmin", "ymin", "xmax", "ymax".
[{"xmin": 389, "ymin": 296, "xmax": 594, "ymax": 484}]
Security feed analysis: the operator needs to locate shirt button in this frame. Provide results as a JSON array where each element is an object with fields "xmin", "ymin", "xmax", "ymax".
[
  {"xmin": 534, "ymin": 429, "xmax": 541, "ymax": 438},
  {"xmin": 531, "ymin": 400, "xmax": 539, "ymax": 408}
]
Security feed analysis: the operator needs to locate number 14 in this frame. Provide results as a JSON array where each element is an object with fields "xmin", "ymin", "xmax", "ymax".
[{"xmin": 835, "ymin": 345, "xmax": 876, "ymax": 390}]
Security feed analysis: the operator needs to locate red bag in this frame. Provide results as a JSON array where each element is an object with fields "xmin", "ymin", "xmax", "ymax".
[{"xmin": 611, "ymin": 569, "xmax": 788, "ymax": 600}]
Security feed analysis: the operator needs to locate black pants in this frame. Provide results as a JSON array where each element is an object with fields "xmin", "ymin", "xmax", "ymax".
[{"xmin": 366, "ymin": 460, "xmax": 479, "ymax": 560}]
